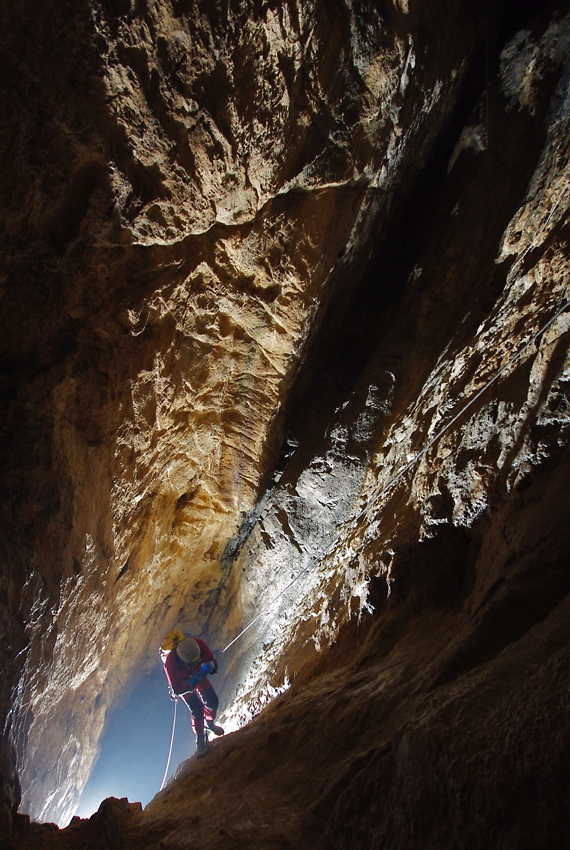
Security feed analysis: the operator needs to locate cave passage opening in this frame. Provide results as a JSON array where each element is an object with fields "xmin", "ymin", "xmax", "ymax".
[{"xmin": 75, "ymin": 663, "xmax": 193, "ymax": 818}]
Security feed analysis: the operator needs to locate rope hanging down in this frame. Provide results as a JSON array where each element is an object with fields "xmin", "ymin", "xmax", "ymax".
[
  {"xmin": 222, "ymin": 294, "xmax": 570, "ymax": 654},
  {"xmin": 159, "ymin": 697, "xmax": 177, "ymax": 791}
]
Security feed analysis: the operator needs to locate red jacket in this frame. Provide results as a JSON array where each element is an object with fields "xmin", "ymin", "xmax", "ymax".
[{"xmin": 164, "ymin": 637, "xmax": 218, "ymax": 695}]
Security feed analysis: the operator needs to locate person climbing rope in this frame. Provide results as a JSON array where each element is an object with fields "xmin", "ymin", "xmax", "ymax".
[{"xmin": 160, "ymin": 629, "xmax": 224, "ymax": 758}]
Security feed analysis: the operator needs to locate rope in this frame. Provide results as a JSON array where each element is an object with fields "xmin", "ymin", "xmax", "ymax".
[
  {"xmin": 351, "ymin": 295, "xmax": 570, "ymax": 525},
  {"xmin": 222, "ymin": 293, "xmax": 570, "ymax": 654},
  {"xmin": 219, "ymin": 152, "xmax": 570, "ymax": 656},
  {"xmin": 159, "ymin": 697, "xmax": 178, "ymax": 791},
  {"xmin": 222, "ymin": 551, "xmax": 323, "ymax": 653}
]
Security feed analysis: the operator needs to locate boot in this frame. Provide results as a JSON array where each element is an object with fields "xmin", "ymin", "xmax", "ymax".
[
  {"xmin": 195, "ymin": 733, "xmax": 209, "ymax": 758},
  {"xmin": 206, "ymin": 720, "xmax": 225, "ymax": 736}
]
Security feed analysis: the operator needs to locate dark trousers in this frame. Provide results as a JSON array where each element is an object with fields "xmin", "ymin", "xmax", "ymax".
[{"xmin": 183, "ymin": 678, "xmax": 219, "ymax": 737}]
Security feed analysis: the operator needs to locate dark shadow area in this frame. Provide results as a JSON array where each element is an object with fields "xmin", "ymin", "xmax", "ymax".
[
  {"xmin": 388, "ymin": 524, "xmax": 479, "ymax": 612},
  {"xmin": 430, "ymin": 573, "xmax": 570, "ymax": 692}
]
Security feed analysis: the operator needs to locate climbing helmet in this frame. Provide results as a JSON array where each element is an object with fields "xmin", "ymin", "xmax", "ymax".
[{"xmin": 176, "ymin": 637, "xmax": 200, "ymax": 664}]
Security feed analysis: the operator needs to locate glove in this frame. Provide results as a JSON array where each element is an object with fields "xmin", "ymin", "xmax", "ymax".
[
  {"xmin": 168, "ymin": 685, "xmax": 178, "ymax": 702},
  {"xmin": 187, "ymin": 662, "xmax": 214, "ymax": 690},
  {"xmin": 188, "ymin": 670, "xmax": 206, "ymax": 690}
]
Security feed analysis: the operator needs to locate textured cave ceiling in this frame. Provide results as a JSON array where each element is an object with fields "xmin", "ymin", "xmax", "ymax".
[{"xmin": 1, "ymin": 0, "xmax": 570, "ymax": 848}]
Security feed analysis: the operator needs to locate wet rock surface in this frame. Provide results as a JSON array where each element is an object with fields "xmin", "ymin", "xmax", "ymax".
[{"xmin": 1, "ymin": 0, "xmax": 570, "ymax": 847}]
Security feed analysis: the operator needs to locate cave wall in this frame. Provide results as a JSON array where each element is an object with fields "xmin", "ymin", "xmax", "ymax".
[
  {"xmin": 212, "ymin": 0, "xmax": 570, "ymax": 731},
  {"xmin": 1, "ymin": 0, "xmax": 570, "ymax": 846}
]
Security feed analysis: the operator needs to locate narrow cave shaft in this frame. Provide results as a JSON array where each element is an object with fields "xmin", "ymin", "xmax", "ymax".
[{"xmin": 1, "ymin": 1, "xmax": 570, "ymax": 848}]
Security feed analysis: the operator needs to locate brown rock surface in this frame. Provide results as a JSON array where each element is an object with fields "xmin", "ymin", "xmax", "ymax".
[{"xmin": 1, "ymin": 0, "xmax": 570, "ymax": 847}]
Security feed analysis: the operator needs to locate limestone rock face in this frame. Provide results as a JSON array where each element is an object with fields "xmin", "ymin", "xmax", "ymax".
[
  {"xmin": 1, "ymin": 0, "xmax": 570, "ymax": 847},
  {"xmin": 213, "ymin": 6, "xmax": 570, "ymax": 737}
]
